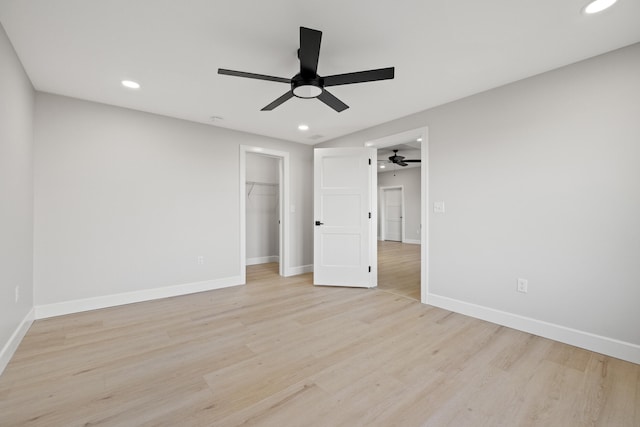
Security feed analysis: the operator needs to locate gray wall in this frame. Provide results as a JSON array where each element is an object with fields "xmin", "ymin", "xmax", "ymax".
[
  {"xmin": 378, "ymin": 167, "xmax": 421, "ymax": 242},
  {"xmin": 34, "ymin": 93, "xmax": 313, "ymax": 306},
  {"xmin": 0, "ymin": 23, "xmax": 34, "ymax": 360},
  {"xmin": 246, "ymin": 153, "xmax": 279, "ymax": 184},
  {"xmin": 318, "ymin": 43, "xmax": 640, "ymax": 346}
]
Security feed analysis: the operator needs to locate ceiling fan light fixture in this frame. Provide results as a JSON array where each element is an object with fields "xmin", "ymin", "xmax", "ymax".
[
  {"xmin": 583, "ymin": 0, "xmax": 617, "ymax": 14},
  {"xmin": 292, "ymin": 84, "xmax": 322, "ymax": 99}
]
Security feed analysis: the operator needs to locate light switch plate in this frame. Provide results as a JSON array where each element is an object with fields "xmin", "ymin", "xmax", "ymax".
[
  {"xmin": 517, "ymin": 278, "xmax": 528, "ymax": 293},
  {"xmin": 434, "ymin": 201, "xmax": 445, "ymax": 213}
]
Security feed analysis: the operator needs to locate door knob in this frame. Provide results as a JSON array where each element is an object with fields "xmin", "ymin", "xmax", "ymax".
[{"xmin": 315, "ymin": 221, "xmax": 324, "ymax": 226}]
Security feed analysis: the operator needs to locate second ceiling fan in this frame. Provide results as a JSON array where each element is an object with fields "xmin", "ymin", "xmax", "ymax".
[
  {"xmin": 388, "ymin": 150, "xmax": 421, "ymax": 167},
  {"xmin": 218, "ymin": 27, "xmax": 395, "ymax": 112}
]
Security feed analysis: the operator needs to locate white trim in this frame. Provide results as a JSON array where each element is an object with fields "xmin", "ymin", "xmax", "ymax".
[
  {"xmin": 370, "ymin": 149, "xmax": 378, "ymax": 288},
  {"xmin": 240, "ymin": 150, "xmax": 247, "ymax": 284},
  {"xmin": 402, "ymin": 239, "xmax": 421, "ymax": 245},
  {"xmin": 427, "ymin": 293, "xmax": 640, "ymax": 365},
  {"xmin": 0, "ymin": 308, "xmax": 35, "ymax": 375},
  {"xmin": 421, "ymin": 131, "xmax": 429, "ymax": 305},
  {"xmin": 285, "ymin": 264, "xmax": 313, "ymax": 276},
  {"xmin": 35, "ymin": 276, "xmax": 243, "ymax": 319},
  {"xmin": 247, "ymin": 256, "xmax": 280, "ymax": 265},
  {"xmin": 240, "ymin": 146, "xmax": 290, "ymax": 282},
  {"xmin": 364, "ymin": 126, "xmax": 429, "ymax": 303}
]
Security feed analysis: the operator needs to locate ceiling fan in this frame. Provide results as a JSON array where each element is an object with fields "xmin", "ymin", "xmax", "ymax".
[
  {"xmin": 218, "ymin": 27, "xmax": 395, "ymax": 112},
  {"xmin": 388, "ymin": 150, "xmax": 421, "ymax": 167}
]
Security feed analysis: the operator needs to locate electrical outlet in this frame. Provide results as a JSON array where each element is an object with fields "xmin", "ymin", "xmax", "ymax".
[
  {"xmin": 434, "ymin": 201, "xmax": 445, "ymax": 213},
  {"xmin": 517, "ymin": 278, "xmax": 528, "ymax": 293},
  {"xmin": 197, "ymin": 256, "xmax": 204, "ymax": 265},
  {"xmin": 15, "ymin": 285, "xmax": 19, "ymax": 303}
]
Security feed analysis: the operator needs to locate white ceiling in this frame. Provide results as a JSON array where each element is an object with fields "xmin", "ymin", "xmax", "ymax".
[{"xmin": 1, "ymin": 0, "xmax": 639, "ymax": 145}]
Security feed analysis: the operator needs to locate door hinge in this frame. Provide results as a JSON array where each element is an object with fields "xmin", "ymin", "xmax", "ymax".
[
  {"xmin": 368, "ymin": 212, "xmax": 371, "ymax": 219},
  {"xmin": 368, "ymin": 266, "xmax": 371, "ymax": 273},
  {"xmin": 369, "ymin": 158, "xmax": 371, "ymax": 165}
]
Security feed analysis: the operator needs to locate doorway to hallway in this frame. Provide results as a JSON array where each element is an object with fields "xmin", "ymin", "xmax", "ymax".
[{"xmin": 365, "ymin": 126, "xmax": 428, "ymax": 303}]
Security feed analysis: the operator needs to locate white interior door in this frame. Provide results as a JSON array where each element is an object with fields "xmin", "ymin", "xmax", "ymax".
[
  {"xmin": 314, "ymin": 147, "xmax": 375, "ymax": 287},
  {"xmin": 384, "ymin": 188, "xmax": 403, "ymax": 242}
]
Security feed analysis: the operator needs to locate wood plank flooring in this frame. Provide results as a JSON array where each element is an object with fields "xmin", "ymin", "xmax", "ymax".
[
  {"xmin": 1, "ymin": 259, "xmax": 639, "ymax": 426},
  {"xmin": 377, "ymin": 241, "xmax": 421, "ymax": 300}
]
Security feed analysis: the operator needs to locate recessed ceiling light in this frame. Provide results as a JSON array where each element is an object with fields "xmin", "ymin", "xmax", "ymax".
[
  {"xmin": 380, "ymin": 165, "xmax": 386, "ymax": 169},
  {"xmin": 583, "ymin": 0, "xmax": 617, "ymax": 14},
  {"xmin": 416, "ymin": 137, "xmax": 423, "ymax": 142},
  {"xmin": 298, "ymin": 124, "xmax": 309, "ymax": 131},
  {"xmin": 121, "ymin": 80, "xmax": 140, "ymax": 89}
]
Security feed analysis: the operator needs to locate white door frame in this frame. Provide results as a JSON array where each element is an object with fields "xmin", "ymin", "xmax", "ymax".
[
  {"xmin": 379, "ymin": 185, "xmax": 405, "ymax": 242},
  {"xmin": 239, "ymin": 145, "xmax": 290, "ymax": 283},
  {"xmin": 364, "ymin": 126, "xmax": 429, "ymax": 304}
]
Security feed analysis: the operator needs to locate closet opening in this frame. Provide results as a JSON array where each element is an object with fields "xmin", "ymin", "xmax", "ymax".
[
  {"xmin": 246, "ymin": 153, "xmax": 281, "ymax": 269},
  {"xmin": 239, "ymin": 146, "xmax": 290, "ymax": 283}
]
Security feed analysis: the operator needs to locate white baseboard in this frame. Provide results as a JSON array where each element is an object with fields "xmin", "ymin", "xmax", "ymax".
[
  {"xmin": 0, "ymin": 307, "xmax": 35, "ymax": 375},
  {"xmin": 35, "ymin": 275, "xmax": 244, "ymax": 319},
  {"xmin": 427, "ymin": 293, "xmax": 640, "ymax": 365},
  {"xmin": 285, "ymin": 264, "xmax": 313, "ymax": 277},
  {"xmin": 247, "ymin": 256, "xmax": 280, "ymax": 266},
  {"xmin": 402, "ymin": 239, "xmax": 421, "ymax": 245}
]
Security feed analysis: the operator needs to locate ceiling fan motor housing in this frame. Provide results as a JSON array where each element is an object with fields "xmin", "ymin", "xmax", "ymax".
[{"xmin": 291, "ymin": 74, "xmax": 323, "ymax": 98}]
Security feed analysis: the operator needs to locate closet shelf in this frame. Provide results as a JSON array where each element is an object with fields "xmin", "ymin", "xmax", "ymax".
[{"xmin": 247, "ymin": 181, "xmax": 278, "ymax": 197}]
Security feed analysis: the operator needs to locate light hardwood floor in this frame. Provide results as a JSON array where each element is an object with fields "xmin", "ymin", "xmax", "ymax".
[
  {"xmin": 1, "ymin": 260, "xmax": 639, "ymax": 426},
  {"xmin": 377, "ymin": 240, "xmax": 421, "ymax": 301}
]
